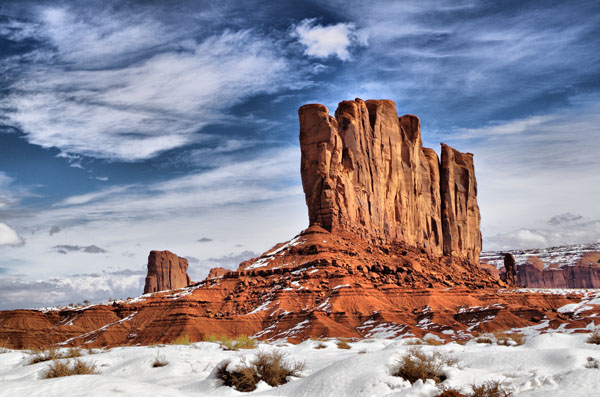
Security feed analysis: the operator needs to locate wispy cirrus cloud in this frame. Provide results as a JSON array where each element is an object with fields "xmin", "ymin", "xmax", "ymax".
[{"xmin": 0, "ymin": 7, "xmax": 299, "ymax": 161}]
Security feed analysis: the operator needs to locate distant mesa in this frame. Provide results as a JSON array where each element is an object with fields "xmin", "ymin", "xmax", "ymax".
[
  {"xmin": 144, "ymin": 250, "xmax": 192, "ymax": 294},
  {"xmin": 483, "ymin": 244, "xmax": 600, "ymax": 288}
]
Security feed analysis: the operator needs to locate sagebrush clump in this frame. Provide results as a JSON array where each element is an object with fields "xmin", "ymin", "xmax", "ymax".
[
  {"xmin": 152, "ymin": 353, "xmax": 169, "ymax": 368},
  {"xmin": 217, "ymin": 350, "xmax": 304, "ymax": 392},
  {"xmin": 44, "ymin": 359, "xmax": 98, "ymax": 378},
  {"xmin": 393, "ymin": 347, "xmax": 456, "ymax": 384},
  {"xmin": 587, "ymin": 332, "xmax": 600, "ymax": 345}
]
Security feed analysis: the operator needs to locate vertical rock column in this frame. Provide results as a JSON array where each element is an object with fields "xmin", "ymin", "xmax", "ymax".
[
  {"xmin": 144, "ymin": 250, "xmax": 192, "ymax": 293},
  {"xmin": 440, "ymin": 144, "xmax": 482, "ymax": 263}
]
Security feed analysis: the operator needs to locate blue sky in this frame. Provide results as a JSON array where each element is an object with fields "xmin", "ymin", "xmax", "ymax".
[{"xmin": 0, "ymin": 0, "xmax": 599, "ymax": 308}]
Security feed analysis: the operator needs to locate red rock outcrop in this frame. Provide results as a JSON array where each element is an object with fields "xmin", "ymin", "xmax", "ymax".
[
  {"xmin": 483, "ymin": 247, "xmax": 600, "ymax": 288},
  {"xmin": 502, "ymin": 253, "xmax": 517, "ymax": 286},
  {"xmin": 298, "ymin": 99, "xmax": 479, "ymax": 262},
  {"xmin": 143, "ymin": 250, "xmax": 191, "ymax": 294},
  {"xmin": 516, "ymin": 262, "xmax": 600, "ymax": 288}
]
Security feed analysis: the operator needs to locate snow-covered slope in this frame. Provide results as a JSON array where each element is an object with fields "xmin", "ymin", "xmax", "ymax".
[{"xmin": 2, "ymin": 331, "xmax": 600, "ymax": 397}]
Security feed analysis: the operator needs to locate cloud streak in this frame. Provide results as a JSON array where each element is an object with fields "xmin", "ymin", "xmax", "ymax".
[{"xmin": 1, "ymin": 7, "xmax": 298, "ymax": 161}]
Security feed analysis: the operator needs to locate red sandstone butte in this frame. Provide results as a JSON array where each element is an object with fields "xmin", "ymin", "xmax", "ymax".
[
  {"xmin": 298, "ymin": 99, "xmax": 480, "ymax": 263},
  {"xmin": 144, "ymin": 250, "xmax": 191, "ymax": 294}
]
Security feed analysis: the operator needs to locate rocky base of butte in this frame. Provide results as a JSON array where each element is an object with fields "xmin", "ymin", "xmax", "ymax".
[{"xmin": 0, "ymin": 98, "xmax": 597, "ymax": 349}]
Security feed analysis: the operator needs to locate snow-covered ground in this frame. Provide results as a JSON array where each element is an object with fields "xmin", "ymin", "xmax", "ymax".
[{"xmin": 1, "ymin": 333, "xmax": 600, "ymax": 397}]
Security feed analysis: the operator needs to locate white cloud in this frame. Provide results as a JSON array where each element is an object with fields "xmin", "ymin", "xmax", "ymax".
[
  {"xmin": 292, "ymin": 18, "xmax": 367, "ymax": 61},
  {"xmin": 1, "ymin": 8, "xmax": 296, "ymax": 161},
  {"xmin": 485, "ymin": 215, "xmax": 600, "ymax": 251},
  {"xmin": 0, "ymin": 223, "xmax": 24, "ymax": 246},
  {"xmin": 0, "ymin": 270, "xmax": 145, "ymax": 310}
]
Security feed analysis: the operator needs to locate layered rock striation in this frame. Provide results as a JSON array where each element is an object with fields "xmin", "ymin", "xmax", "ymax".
[
  {"xmin": 299, "ymin": 99, "xmax": 480, "ymax": 263},
  {"xmin": 144, "ymin": 250, "xmax": 192, "ymax": 294}
]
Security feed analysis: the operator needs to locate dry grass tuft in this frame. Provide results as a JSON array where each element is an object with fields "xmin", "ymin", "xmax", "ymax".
[
  {"xmin": 44, "ymin": 359, "xmax": 98, "ymax": 378},
  {"xmin": 494, "ymin": 332, "xmax": 525, "ymax": 346},
  {"xmin": 217, "ymin": 350, "xmax": 304, "ymax": 392},
  {"xmin": 314, "ymin": 343, "xmax": 327, "ymax": 349},
  {"xmin": 587, "ymin": 332, "xmax": 600, "ymax": 345},
  {"xmin": 425, "ymin": 338, "xmax": 445, "ymax": 346},
  {"xmin": 205, "ymin": 334, "xmax": 257, "ymax": 351},
  {"xmin": 29, "ymin": 348, "xmax": 62, "ymax": 365},
  {"xmin": 217, "ymin": 362, "xmax": 260, "ymax": 392},
  {"xmin": 172, "ymin": 334, "xmax": 192, "ymax": 345},
  {"xmin": 152, "ymin": 354, "xmax": 169, "ymax": 368},
  {"xmin": 393, "ymin": 347, "xmax": 455, "ymax": 384},
  {"xmin": 470, "ymin": 380, "xmax": 511, "ymax": 397},
  {"xmin": 336, "ymin": 340, "xmax": 351, "ymax": 349},
  {"xmin": 434, "ymin": 389, "xmax": 467, "ymax": 397},
  {"xmin": 474, "ymin": 335, "xmax": 494, "ymax": 344}
]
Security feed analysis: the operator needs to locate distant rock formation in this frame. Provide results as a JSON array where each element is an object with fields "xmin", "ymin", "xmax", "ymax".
[
  {"xmin": 517, "ymin": 261, "xmax": 600, "ymax": 288},
  {"xmin": 502, "ymin": 253, "xmax": 517, "ymax": 286},
  {"xmin": 298, "ymin": 99, "xmax": 480, "ymax": 263},
  {"xmin": 144, "ymin": 250, "xmax": 192, "ymax": 294},
  {"xmin": 482, "ymin": 246, "xmax": 600, "ymax": 288}
]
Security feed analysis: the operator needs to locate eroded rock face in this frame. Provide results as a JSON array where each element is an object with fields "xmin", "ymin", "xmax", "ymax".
[
  {"xmin": 144, "ymin": 250, "xmax": 191, "ymax": 294},
  {"xmin": 298, "ymin": 99, "xmax": 480, "ymax": 262},
  {"xmin": 516, "ymin": 263, "xmax": 600, "ymax": 288}
]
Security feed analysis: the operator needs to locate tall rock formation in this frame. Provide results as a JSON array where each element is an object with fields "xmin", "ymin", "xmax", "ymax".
[
  {"xmin": 144, "ymin": 250, "xmax": 192, "ymax": 294},
  {"xmin": 502, "ymin": 253, "xmax": 517, "ymax": 286},
  {"xmin": 298, "ymin": 98, "xmax": 480, "ymax": 262}
]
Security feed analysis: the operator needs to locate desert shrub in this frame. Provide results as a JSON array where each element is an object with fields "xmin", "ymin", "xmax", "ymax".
[
  {"xmin": 206, "ymin": 334, "xmax": 256, "ymax": 351},
  {"xmin": 44, "ymin": 359, "xmax": 98, "ymax": 378},
  {"xmin": 474, "ymin": 335, "xmax": 493, "ymax": 344},
  {"xmin": 494, "ymin": 332, "xmax": 525, "ymax": 346},
  {"xmin": 470, "ymin": 380, "xmax": 511, "ymax": 397},
  {"xmin": 173, "ymin": 334, "xmax": 192, "ymax": 345},
  {"xmin": 63, "ymin": 347, "xmax": 83, "ymax": 358},
  {"xmin": 336, "ymin": 340, "xmax": 351, "ymax": 349},
  {"xmin": 217, "ymin": 350, "xmax": 304, "ymax": 392},
  {"xmin": 230, "ymin": 335, "xmax": 257, "ymax": 350},
  {"xmin": 314, "ymin": 343, "xmax": 327, "ymax": 349},
  {"xmin": 425, "ymin": 338, "xmax": 445, "ymax": 346},
  {"xmin": 217, "ymin": 362, "xmax": 260, "ymax": 392},
  {"xmin": 29, "ymin": 348, "xmax": 62, "ymax": 365},
  {"xmin": 358, "ymin": 348, "xmax": 367, "ymax": 354},
  {"xmin": 586, "ymin": 357, "xmax": 600, "ymax": 369},
  {"xmin": 393, "ymin": 347, "xmax": 455, "ymax": 384},
  {"xmin": 587, "ymin": 332, "xmax": 600, "ymax": 345},
  {"xmin": 434, "ymin": 389, "xmax": 467, "ymax": 397},
  {"xmin": 152, "ymin": 354, "xmax": 169, "ymax": 368}
]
